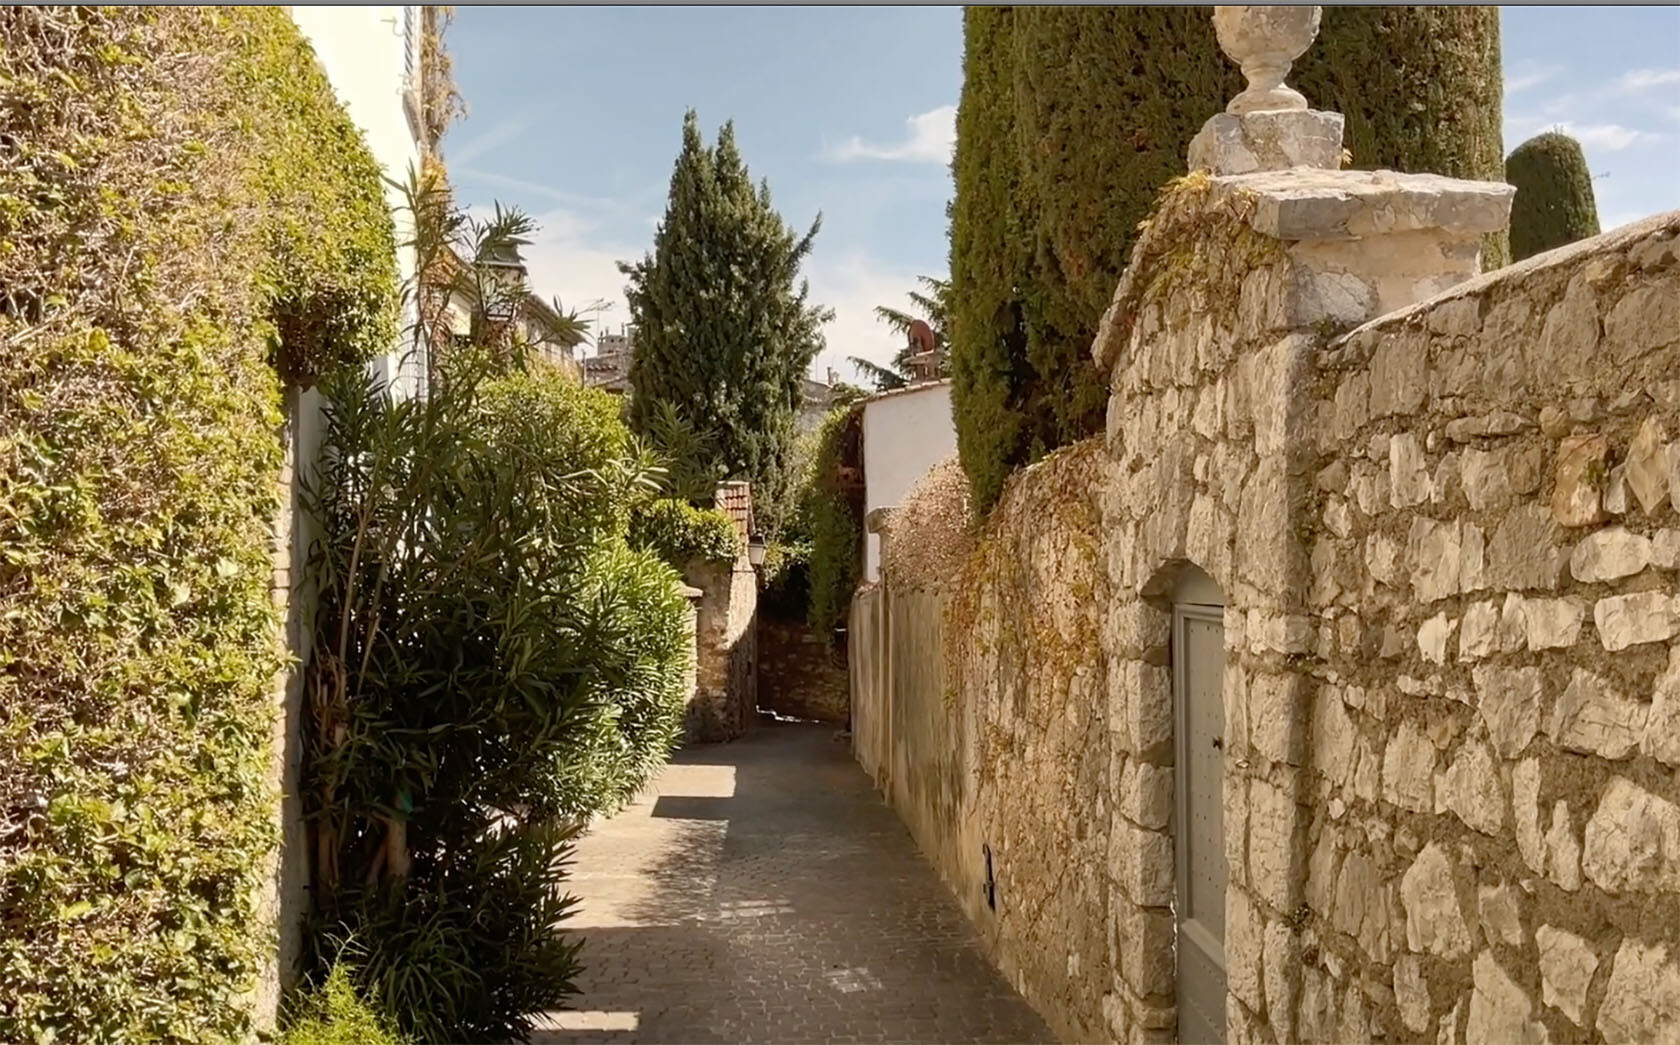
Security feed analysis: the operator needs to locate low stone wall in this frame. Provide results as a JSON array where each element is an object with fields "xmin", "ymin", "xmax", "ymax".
[
  {"xmin": 684, "ymin": 554, "xmax": 757, "ymax": 743},
  {"xmin": 758, "ymin": 615, "xmax": 848, "ymax": 723}
]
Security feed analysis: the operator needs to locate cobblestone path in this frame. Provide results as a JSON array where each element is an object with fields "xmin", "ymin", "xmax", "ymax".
[{"xmin": 531, "ymin": 720, "xmax": 1055, "ymax": 1044}]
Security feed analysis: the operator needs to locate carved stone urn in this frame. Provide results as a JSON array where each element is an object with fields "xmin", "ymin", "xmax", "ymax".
[{"xmin": 1212, "ymin": 5, "xmax": 1322, "ymax": 114}]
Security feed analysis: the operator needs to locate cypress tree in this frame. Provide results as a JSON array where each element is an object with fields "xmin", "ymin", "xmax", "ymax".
[
  {"xmin": 622, "ymin": 110, "xmax": 833, "ymax": 534},
  {"xmin": 1506, "ymin": 131, "xmax": 1601, "ymax": 262},
  {"xmin": 949, "ymin": 6, "xmax": 1506, "ymax": 514}
]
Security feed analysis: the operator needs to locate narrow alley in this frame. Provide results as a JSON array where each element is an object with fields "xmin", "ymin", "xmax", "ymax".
[{"xmin": 531, "ymin": 722, "xmax": 1053, "ymax": 1044}]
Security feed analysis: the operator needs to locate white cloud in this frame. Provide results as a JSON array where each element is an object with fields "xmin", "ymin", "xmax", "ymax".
[
  {"xmin": 823, "ymin": 106, "xmax": 957, "ymax": 165},
  {"xmin": 1505, "ymin": 64, "xmax": 1560, "ymax": 95},
  {"xmin": 804, "ymin": 250, "xmax": 925, "ymax": 385},
  {"xmin": 1619, "ymin": 68, "xmax": 1680, "ymax": 92},
  {"xmin": 1561, "ymin": 122, "xmax": 1654, "ymax": 151}
]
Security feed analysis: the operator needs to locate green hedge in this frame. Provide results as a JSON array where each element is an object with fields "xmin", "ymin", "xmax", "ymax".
[
  {"xmin": 630, "ymin": 497, "xmax": 742, "ymax": 569},
  {"xmin": 950, "ymin": 5, "xmax": 1504, "ymax": 514},
  {"xmin": 0, "ymin": 7, "xmax": 396, "ymax": 1041},
  {"xmin": 1507, "ymin": 131, "xmax": 1601, "ymax": 262},
  {"xmin": 798, "ymin": 406, "xmax": 863, "ymax": 638}
]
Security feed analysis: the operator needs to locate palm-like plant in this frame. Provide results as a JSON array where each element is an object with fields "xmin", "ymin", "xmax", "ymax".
[{"xmin": 850, "ymin": 275, "xmax": 950, "ymax": 390}]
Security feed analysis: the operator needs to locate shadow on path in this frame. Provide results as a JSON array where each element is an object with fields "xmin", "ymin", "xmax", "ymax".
[{"xmin": 529, "ymin": 720, "xmax": 1054, "ymax": 1044}]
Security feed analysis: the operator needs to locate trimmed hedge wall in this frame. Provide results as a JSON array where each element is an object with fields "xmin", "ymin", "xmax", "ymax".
[
  {"xmin": 0, "ymin": 7, "xmax": 396, "ymax": 1041},
  {"xmin": 1507, "ymin": 131, "xmax": 1601, "ymax": 262},
  {"xmin": 950, "ymin": 5, "xmax": 1505, "ymax": 513},
  {"xmin": 630, "ymin": 497, "xmax": 743, "ymax": 569}
]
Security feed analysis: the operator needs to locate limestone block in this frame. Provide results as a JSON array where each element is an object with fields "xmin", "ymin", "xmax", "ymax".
[
  {"xmin": 1472, "ymin": 664, "xmax": 1543, "ymax": 758},
  {"xmin": 1461, "ymin": 523, "xmax": 1487, "ymax": 593},
  {"xmin": 1225, "ymin": 773, "xmax": 1250, "ymax": 888},
  {"xmin": 1605, "ymin": 282, "xmax": 1680, "ymax": 365},
  {"xmin": 1401, "ymin": 842, "xmax": 1470, "ymax": 959},
  {"xmin": 1487, "ymin": 505, "xmax": 1567, "ymax": 591},
  {"xmin": 1467, "ymin": 951, "xmax": 1549, "ymax": 1044},
  {"xmin": 1626, "ymin": 422, "xmax": 1673, "ymax": 515},
  {"xmin": 1366, "ymin": 532, "xmax": 1404, "ymax": 589},
  {"xmin": 1594, "ymin": 591, "xmax": 1680, "ymax": 651},
  {"xmin": 1249, "ymin": 673, "xmax": 1304, "ymax": 766},
  {"xmin": 1417, "ymin": 612, "xmax": 1457, "ymax": 665},
  {"xmin": 1553, "ymin": 433, "xmax": 1610, "ymax": 528},
  {"xmin": 1353, "ymin": 736, "xmax": 1381, "ymax": 805},
  {"xmin": 1445, "ymin": 411, "xmax": 1530, "ymax": 443},
  {"xmin": 1226, "ymin": 888, "xmax": 1266, "ymax": 1013},
  {"xmin": 1605, "ymin": 464, "xmax": 1630, "ymax": 515},
  {"xmin": 1583, "ymin": 777, "xmax": 1680, "ymax": 894},
  {"xmin": 1477, "ymin": 880, "xmax": 1524, "ymax": 948},
  {"xmin": 1460, "ymin": 448, "xmax": 1517, "ymax": 511},
  {"xmin": 1410, "ymin": 517, "xmax": 1463, "ymax": 603},
  {"xmin": 1296, "ymin": 966, "xmax": 1336, "ymax": 1045},
  {"xmin": 1391, "ymin": 432, "xmax": 1431, "ymax": 507},
  {"xmin": 1313, "ymin": 686, "xmax": 1358, "ymax": 786},
  {"xmin": 1545, "ymin": 800, "xmax": 1582, "ymax": 892},
  {"xmin": 1597, "ymin": 937, "xmax": 1680, "ymax": 1044},
  {"xmin": 1644, "ymin": 648, "xmax": 1680, "ymax": 766},
  {"xmin": 1114, "ymin": 900, "xmax": 1176, "ymax": 999},
  {"xmin": 1571, "ymin": 526, "xmax": 1654, "ymax": 582},
  {"xmin": 1247, "ymin": 779, "xmax": 1300, "ymax": 910},
  {"xmin": 1396, "ymin": 954, "xmax": 1432, "ymax": 1033},
  {"xmin": 1514, "ymin": 758, "xmax": 1545, "ymax": 876},
  {"xmin": 1439, "ymin": 996, "xmax": 1466, "ymax": 1045},
  {"xmin": 1535, "ymin": 925, "xmax": 1596, "ymax": 1027},
  {"xmin": 1332, "ymin": 850, "xmax": 1391, "ymax": 962},
  {"xmin": 1189, "ymin": 109, "xmax": 1346, "ymax": 176},
  {"xmin": 1114, "ymin": 821, "xmax": 1174, "ymax": 908},
  {"xmin": 1458, "ymin": 601, "xmax": 1499, "ymax": 661},
  {"xmin": 1521, "ymin": 597, "xmax": 1585, "ymax": 650},
  {"xmin": 1653, "ymin": 529, "xmax": 1680, "ymax": 570},
  {"xmin": 1498, "ymin": 593, "xmax": 1528, "ymax": 653},
  {"xmin": 1383, "ymin": 721, "xmax": 1437, "ymax": 814},
  {"xmin": 1371, "ymin": 335, "xmax": 1429, "ymax": 419},
  {"xmin": 1119, "ymin": 760, "xmax": 1173, "ymax": 830},
  {"xmin": 1671, "ymin": 441, "xmax": 1680, "ymax": 514},
  {"xmin": 1548, "ymin": 668, "xmax": 1647, "ymax": 760},
  {"xmin": 1442, "ymin": 740, "xmax": 1504, "ymax": 836},
  {"xmin": 1263, "ymin": 919, "xmax": 1299, "ymax": 1041}
]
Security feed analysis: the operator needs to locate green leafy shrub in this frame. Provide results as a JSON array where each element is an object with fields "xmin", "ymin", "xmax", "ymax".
[
  {"xmin": 0, "ymin": 7, "xmax": 396, "ymax": 1040},
  {"xmin": 950, "ymin": 5, "xmax": 1504, "ymax": 514},
  {"xmin": 304, "ymin": 346, "xmax": 691, "ymax": 1041},
  {"xmin": 630, "ymin": 497, "xmax": 742, "ymax": 568},
  {"xmin": 283, "ymin": 962, "xmax": 408, "ymax": 1045},
  {"xmin": 1506, "ymin": 131, "xmax": 1601, "ymax": 262}
]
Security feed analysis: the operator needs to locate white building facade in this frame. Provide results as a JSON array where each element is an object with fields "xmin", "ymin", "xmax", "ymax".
[{"xmin": 859, "ymin": 379, "xmax": 957, "ymax": 583}]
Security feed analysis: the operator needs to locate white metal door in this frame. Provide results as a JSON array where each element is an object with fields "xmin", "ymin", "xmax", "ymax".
[{"xmin": 1173, "ymin": 579, "xmax": 1226, "ymax": 1045}]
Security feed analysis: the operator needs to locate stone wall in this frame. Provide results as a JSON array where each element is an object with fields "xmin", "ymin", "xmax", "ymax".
[
  {"xmin": 852, "ymin": 152, "xmax": 1680, "ymax": 1040},
  {"xmin": 684, "ymin": 554, "xmax": 758, "ymax": 743},
  {"xmin": 758, "ymin": 615, "xmax": 848, "ymax": 723},
  {"xmin": 1292, "ymin": 214, "xmax": 1680, "ymax": 1044}
]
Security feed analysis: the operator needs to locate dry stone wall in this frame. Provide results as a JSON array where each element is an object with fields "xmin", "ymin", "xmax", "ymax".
[
  {"xmin": 853, "ymin": 163, "xmax": 1680, "ymax": 1041},
  {"xmin": 1295, "ymin": 214, "xmax": 1680, "ymax": 1044},
  {"xmin": 684, "ymin": 554, "xmax": 757, "ymax": 743}
]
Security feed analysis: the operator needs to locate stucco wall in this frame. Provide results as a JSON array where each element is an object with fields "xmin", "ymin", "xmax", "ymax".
[
  {"xmin": 861, "ymin": 381, "xmax": 958, "ymax": 582},
  {"xmin": 853, "ymin": 175, "xmax": 1680, "ymax": 1041}
]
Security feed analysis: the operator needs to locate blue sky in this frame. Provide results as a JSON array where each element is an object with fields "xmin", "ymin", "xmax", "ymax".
[{"xmin": 445, "ymin": 6, "xmax": 1680, "ymax": 382}]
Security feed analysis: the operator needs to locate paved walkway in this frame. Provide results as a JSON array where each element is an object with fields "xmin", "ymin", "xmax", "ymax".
[{"xmin": 531, "ymin": 720, "xmax": 1055, "ymax": 1044}]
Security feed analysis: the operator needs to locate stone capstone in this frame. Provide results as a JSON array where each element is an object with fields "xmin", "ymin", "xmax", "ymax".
[{"xmin": 1189, "ymin": 109, "xmax": 1346, "ymax": 176}]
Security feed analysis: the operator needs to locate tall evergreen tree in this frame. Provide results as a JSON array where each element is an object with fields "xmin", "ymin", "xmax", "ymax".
[
  {"xmin": 1506, "ymin": 131, "xmax": 1601, "ymax": 262},
  {"xmin": 622, "ymin": 110, "xmax": 832, "ymax": 534}
]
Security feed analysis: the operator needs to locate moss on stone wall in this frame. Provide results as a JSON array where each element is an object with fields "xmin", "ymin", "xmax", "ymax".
[{"xmin": 0, "ymin": 8, "xmax": 397, "ymax": 1039}]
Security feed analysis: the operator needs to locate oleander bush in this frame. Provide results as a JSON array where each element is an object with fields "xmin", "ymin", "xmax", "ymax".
[
  {"xmin": 302, "ymin": 191, "xmax": 692, "ymax": 1041},
  {"xmin": 0, "ymin": 6, "xmax": 396, "ymax": 1040}
]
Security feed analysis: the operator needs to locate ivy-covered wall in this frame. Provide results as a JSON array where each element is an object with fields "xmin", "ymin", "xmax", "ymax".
[{"xmin": 0, "ymin": 8, "xmax": 397, "ymax": 1040}]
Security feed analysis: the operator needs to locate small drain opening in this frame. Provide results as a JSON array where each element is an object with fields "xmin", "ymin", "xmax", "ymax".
[{"xmin": 982, "ymin": 843, "xmax": 996, "ymax": 911}]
